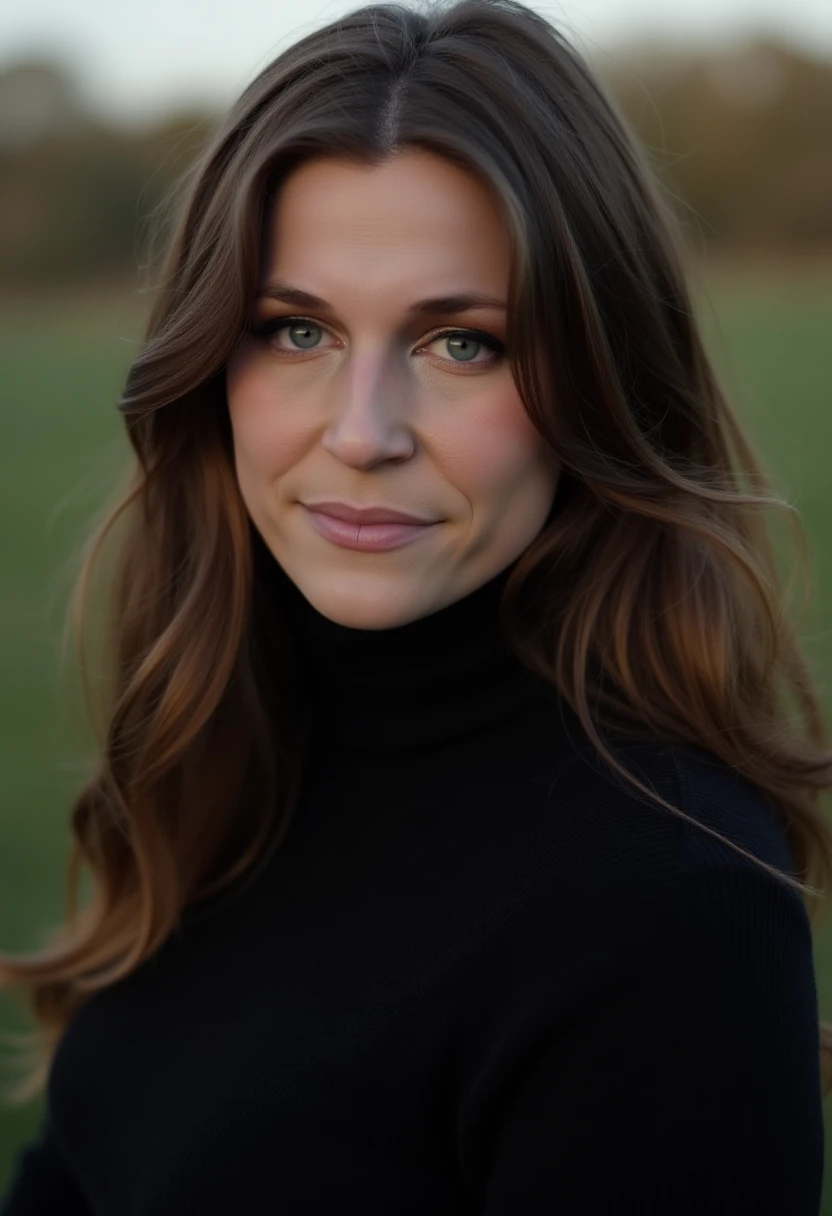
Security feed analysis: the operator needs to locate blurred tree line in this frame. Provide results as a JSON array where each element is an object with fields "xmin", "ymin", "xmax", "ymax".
[
  {"xmin": 0, "ymin": 36, "xmax": 830, "ymax": 288},
  {"xmin": 601, "ymin": 38, "xmax": 832, "ymax": 253}
]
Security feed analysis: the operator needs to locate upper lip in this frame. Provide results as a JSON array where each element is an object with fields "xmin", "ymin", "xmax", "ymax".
[{"xmin": 302, "ymin": 501, "xmax": 439, "ymax": 525}]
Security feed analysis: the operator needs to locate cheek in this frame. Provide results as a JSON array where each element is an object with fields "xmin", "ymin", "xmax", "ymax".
[
  {"xmin": 225, "ymin": 358, "xmax": 309, "ymax": 480},
  {"xmin": 225, "ymin": 355, "xmax": 555, "ymax": 517},
  {"xmin": 443, "ymin": 382, "xmax": 551, "ymax": 500}
]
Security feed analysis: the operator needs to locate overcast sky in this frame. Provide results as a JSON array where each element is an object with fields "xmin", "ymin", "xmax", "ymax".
[{"xmin": 2, "ymin": 0, "xmax": 831, "ymax": 124}]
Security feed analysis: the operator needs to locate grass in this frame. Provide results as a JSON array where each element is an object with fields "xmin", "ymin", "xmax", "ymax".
[{"xmin": 1, "ymin": 267, "xmax": 831, "ymax": 1203}]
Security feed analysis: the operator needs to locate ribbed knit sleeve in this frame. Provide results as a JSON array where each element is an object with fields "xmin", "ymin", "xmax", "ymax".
[
  {"xmin": 459, "ymin": 859, "xmax": 824, "ymax": 1214},
  {"xmin": 1, "ymin": 1112, "xmax": 91, "ymax": 1215}
]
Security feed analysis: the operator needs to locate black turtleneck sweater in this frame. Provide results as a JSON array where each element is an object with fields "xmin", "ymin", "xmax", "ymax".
[{"xmin": 1, "ymin": 558, "xmax": 824, "ymax": 1214}]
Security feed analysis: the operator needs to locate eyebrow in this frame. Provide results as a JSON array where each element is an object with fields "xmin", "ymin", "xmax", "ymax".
[{"xmin": 256, "ymin": 282, "xmax": 507, "ymax": 314}]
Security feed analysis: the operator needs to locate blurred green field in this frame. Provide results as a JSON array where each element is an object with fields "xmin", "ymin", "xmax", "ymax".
[{"xmin": 1, "ymin": 267, "xmax": 832, "ymax": 1203}]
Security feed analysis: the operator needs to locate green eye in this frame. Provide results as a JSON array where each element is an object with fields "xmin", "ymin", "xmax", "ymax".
[
  {"xmin": 444, "ymin": 333, "xmax": 486, "ymax": 362},
  {"xmin": 250, "ymin": 317, "xmax": 506, "ymax": 368},
  {"xmin": 254, "ymin": 318, "xmax": 325, "ymax": 349}
]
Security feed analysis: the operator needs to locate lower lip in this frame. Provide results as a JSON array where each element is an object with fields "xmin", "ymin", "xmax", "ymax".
[{"xmin": 302, "ymin": 506, "xmax": 440, "ymax": 552}]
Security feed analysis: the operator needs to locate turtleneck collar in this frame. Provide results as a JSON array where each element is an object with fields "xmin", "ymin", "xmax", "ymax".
[{"xmin": 266, "ymin": 555, "xmax": 559, "ymax": 756}]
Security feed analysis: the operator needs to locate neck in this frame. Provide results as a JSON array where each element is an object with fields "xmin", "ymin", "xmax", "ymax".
[{"xmin": 266, "ymin": 557, "xmax": 559, "ymax": 756}]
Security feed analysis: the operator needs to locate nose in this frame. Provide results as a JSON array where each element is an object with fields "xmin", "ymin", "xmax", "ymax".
[{"xmin": 321, "ymin": 348, "xmax": 415, "ymax": 470}]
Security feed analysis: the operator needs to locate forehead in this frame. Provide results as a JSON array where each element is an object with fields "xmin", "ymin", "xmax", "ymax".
[{"xmin": 261, "ymin": 151, "xmax": 510, "ymax": 293}]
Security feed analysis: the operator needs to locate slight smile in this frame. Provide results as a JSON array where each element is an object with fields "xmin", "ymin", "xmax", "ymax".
[{"xmin": 301, "ymin": 505, "xmax": 442, "ymax": 553}]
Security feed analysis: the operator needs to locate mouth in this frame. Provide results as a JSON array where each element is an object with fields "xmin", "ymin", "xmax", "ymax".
[
  {"xmin": 301, "ymin": 504, "xmax": 441, "ymax": 553},
  {"xmin": 300, "ymin": 501, "xmax": 439, "ymax": 526}
]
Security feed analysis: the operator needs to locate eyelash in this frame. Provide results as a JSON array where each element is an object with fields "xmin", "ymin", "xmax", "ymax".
[{"xmin": 248, "ymin": 315, "xmax": 506, "ymax": 369}]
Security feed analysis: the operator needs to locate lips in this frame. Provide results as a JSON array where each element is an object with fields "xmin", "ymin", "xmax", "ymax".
[
  {"xmin": 301, "ymin": 501, "xmax": 438, "ymax": 526},
  {"xmin": 301, "ymin": 505, "xmax": 440, "ymax": 553}
]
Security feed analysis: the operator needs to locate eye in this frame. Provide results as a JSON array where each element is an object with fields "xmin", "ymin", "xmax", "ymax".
[
  {"xmin": 249, "ymin": 316, "xmax": 506, "ymax": 369},
  {"xmin": 420, "ymin": 328, "xmax": 505, "ymax": 368},
  {"xmin": 251, "ymin": 317, "xmax": 334, "ymax": 353}
]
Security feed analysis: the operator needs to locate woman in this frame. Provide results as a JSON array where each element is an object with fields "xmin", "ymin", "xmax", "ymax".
[{"xmin": 1, "ymin": 0, "xmax": 830, "ymax": 1211}]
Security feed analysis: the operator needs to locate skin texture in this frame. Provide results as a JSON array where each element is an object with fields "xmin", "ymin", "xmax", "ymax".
[{"xmin": 226, "ymin": 149, "xmax": 561, "ymax": 630}]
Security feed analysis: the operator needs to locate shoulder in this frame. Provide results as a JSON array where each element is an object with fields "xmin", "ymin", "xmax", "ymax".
[
  {"xmin": 490, "ymin": 736, "xmax": 814, "ymax": 1019},
  {"xmin": 533, "ymin": 732, "xmax": 801, "ymax": 914},
  {"xmin": 470, "ymin": 735, "xmax": 817, "ymax": 1065},
  {"xmin": 667, "ymin": 741, "xmax": 798, "ymax": 880}
]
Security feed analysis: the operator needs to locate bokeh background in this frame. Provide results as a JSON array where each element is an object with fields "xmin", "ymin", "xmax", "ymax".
[{"xmin": 2, "ymin": 0, "xmax": 832, "ymax": 1202}]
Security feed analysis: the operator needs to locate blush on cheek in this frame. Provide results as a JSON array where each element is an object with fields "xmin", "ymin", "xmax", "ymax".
[
  {"xmin": 227, "ymin": 365, "xmax": 309, "ymax": 475},
  {"xmin": 447, "ymin": 387, "xmax": 543, "ymax": 485}
]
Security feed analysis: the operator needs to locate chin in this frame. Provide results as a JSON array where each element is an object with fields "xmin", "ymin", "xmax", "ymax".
[
  {"xmin": 300, "ymin": 576, "xmax": 437, "ymax": 632},
  {"xmin": 315, "ymin": 599, "xmax": 423, "ymax": 632}
]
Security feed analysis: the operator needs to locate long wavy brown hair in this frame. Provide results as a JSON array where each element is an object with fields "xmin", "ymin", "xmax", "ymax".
[{"xmin": 3, "ymin": 0, "xmax": 832, "ymax": 1106}]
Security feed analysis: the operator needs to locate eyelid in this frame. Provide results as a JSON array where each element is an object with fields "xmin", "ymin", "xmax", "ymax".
[{"xmin": 416, "ymin": 323, "xmax": 504, "ymax": 351}]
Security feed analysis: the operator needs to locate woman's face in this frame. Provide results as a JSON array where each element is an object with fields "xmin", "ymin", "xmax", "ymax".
[{"xmin": 226, "ymin": 149, "xmax": 560, "ymax": 629}]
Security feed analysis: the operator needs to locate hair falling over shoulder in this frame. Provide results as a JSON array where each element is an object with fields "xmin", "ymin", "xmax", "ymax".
[{"xmin": 2, "ymin": 0, "xmax": 832, "ymax": 1105}]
